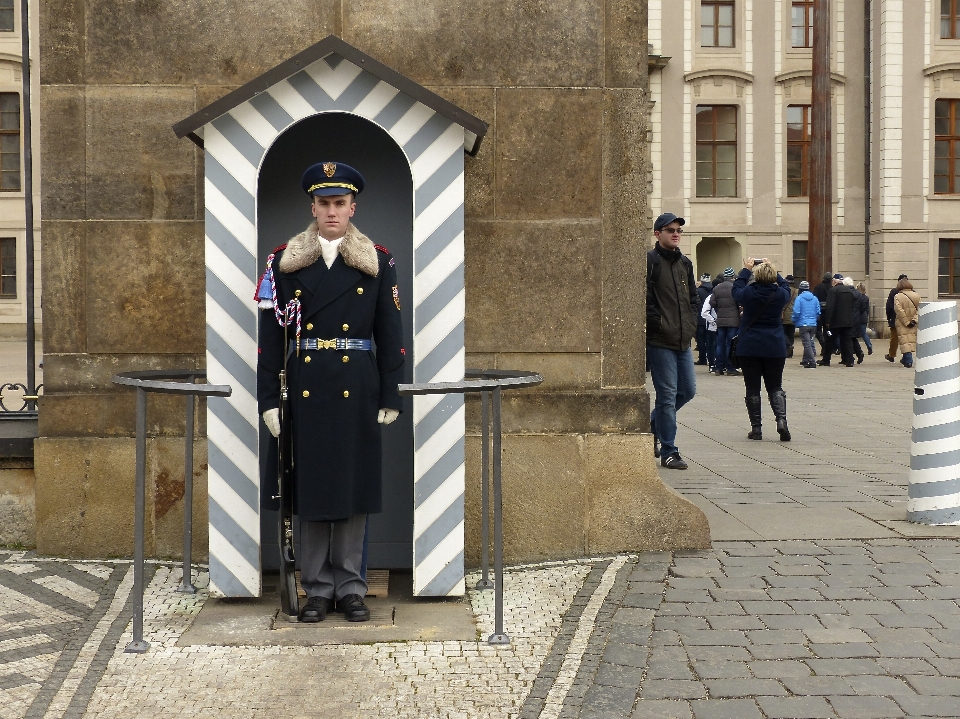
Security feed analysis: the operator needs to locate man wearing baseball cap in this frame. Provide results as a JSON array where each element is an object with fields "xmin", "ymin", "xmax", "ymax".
[{"xmin": 646, "ymin": 212, "xmax": 699, "ymax": 470}]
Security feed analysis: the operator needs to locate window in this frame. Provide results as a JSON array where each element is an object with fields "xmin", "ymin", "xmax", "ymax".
[
  {"xmin": 786, "ymin": 105, "xmax": 812, "ymax": 197},
  {"xmin": 935, "ymin": 99, "xmax": 960, "ymax": 194},
  {"xmin": 0, "ymin": 93, "xmax": 19, "ymax": 191},
  {"xmin": 696, "ymin": 105, "xmax": 737, "ymax": 197},
  {"xmin": 0, "ymin": 238, "xmax": 14, "ymax": 297},
  {"xmin": 0, "ymin": 0, "xmax": 13, "ymax": 32},
  {"xmin": 943, "ymin": 0, "xmax": 960, "ymax": 39},
  {"xmin": 792, "ymin": 241, "xmax": 808, "ymax": 286},
  {"xmin": 701, "ymin": 1, "xmax": 735, "ymax": 48},
  {"xmin": 791, "ymin": 1, "xmax": 814, "ymax": 48},
  {"xmin": 939, "ymin": 239, "xmax": 960, "ymax": 295}
]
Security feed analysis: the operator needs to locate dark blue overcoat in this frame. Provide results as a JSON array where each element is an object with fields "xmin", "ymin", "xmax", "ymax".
[{"xmin": 731, "ymin": 268, "xmax": 791, "ymax": 358}]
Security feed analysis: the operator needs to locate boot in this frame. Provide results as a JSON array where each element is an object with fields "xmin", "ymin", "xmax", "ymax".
[
  {"xmin": 745, "ymin": 395, "xmax": 763, "ymax": 440},
  {"xmin": 769, "ymin": 390, "xmax": 791, "ymax": 441}
]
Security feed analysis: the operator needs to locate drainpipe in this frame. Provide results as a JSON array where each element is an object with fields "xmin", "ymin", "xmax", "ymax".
[{"xmin": 864, "ymin": 0, "xmax": 871, "ymax": 279}]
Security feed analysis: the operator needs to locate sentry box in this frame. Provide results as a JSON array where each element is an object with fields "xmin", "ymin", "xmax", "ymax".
[{"xmin": 173, "ymin": 36, "xmax": 488, "ymax": 599}]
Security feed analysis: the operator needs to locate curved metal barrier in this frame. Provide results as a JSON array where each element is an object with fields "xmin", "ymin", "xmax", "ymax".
[
  {"xmin": 398, "ymin": 368, "xmax": 543, "ymax": 645},
  {"xmin": 111, "ymin": 370, "xmax": 231, "ymax": 653}
]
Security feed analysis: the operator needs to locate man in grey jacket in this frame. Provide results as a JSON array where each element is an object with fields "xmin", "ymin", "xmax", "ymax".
[
  {"xmin": 709, "ymin": 267, "xmax": 741, "ymax": 376},
  {"xmin": 646, "ymin": 212, "xmax": 699, "ymax": 470}
]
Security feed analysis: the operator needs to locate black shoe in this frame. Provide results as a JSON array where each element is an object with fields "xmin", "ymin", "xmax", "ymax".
[
  {"xmin": 745, "ymin": 395, "xmax": 762, "ymax": 440},
  {"xmin": 336, "ymin": 594, "xmax": 371, "ymax": 622},
  {"xmin": 768, "ymin": 390, "xmax": 791, "ymax": 442},
  {"xmin": 856, "ymin": 354, "xmax": 864, "ymax": 364},
  {"xmin": 712, "ymin": 369, "xmax": 724, "ymax": 376},
  {"xmin": 842, "ymin": 362, "xmax": 855, "ymax": 367},
  {"xmin": 885, "ymin": 354, "xmax": 895, "ymax": 363},
  {"xmin": 868, "ymin": 347, "xmax": 873, "ymax": 355},
  {"xmin": 299, "ymin": 596, "xmax": 331, "ymax": 623},
  {"xmin": 817, "ymin": 359, "xmax": 830, "ymax": 366},
  {"xmin": 726, "ymin": 368, "xmax": 741, "ymax": 376},
  {"xmin": 661, "ymin": 453, "xmax": 688, "ymax": 470}
]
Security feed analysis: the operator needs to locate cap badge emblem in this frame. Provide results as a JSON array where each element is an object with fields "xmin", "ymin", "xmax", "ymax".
[{"xmin": 323, "ymin": 162, "xmax": 337, "ymax": 177}]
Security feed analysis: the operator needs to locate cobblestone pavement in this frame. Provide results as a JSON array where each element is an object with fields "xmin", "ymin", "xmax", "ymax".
[{"xmin": 4, "ymin": 354, "xmax": 960, "ymax": 717}]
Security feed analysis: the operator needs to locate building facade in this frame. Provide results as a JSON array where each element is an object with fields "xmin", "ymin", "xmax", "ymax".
[
  {"xmin": 34, "ymin": 1, "xmax": 709, "ymax": 563},
  {"xmin": 0, "ymin": 0, "xmax": 38, "ymax": 339},
  {"xmin": 650, "ymin": 0, "xmax": 960, "ymax": 324}
]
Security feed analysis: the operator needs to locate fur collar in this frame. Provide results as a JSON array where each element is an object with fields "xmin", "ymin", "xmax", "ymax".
[{"xmin": 277, "ymin": 222, "xmax": 379, "ymax": 277}]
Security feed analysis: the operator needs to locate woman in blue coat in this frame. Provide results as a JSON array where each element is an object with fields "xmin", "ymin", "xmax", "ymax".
[{"xmin": 731, "ymin": 259, "xmax": 793, "ymax": 441}]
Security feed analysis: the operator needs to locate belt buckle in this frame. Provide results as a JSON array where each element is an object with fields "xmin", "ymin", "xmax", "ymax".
[{"xmin": 320, "ymin": 339, "xmax": 337, "ymax": 350}]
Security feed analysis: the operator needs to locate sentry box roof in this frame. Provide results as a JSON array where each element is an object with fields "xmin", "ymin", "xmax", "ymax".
[{"xmin": 173, "ymin": 35, "xmax": 489, "ymax": 155}]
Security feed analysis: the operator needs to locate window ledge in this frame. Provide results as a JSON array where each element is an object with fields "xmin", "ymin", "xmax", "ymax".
[
  {"xmin": 928, "ymin": 194, "xmax": 960, "ymax": 200},
  {"xmin": 690, "ymin": 197, "xmax": 749, "ymax": 204},
  {"xmin": 779, "ymin": 197, "xmax": 840, "ymax": 204}
]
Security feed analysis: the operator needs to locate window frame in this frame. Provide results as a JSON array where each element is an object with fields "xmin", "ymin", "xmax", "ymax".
[
  {"xmin": 700, "ymin": 0, "xmax": 736, "ymax": 49},
  {"xmin": 0, "ymin": 237, "xmax": 15, "ymax": 299},
  {"xmin": 786, "ymin": 104, "xmax": 812, "ymax": 198},
  {"xmin": 935, "ymin": 98, "xmax": 960, "ymax": 195},
  {"xmin": 792, "ymin": 240, "xmax": 808, "ymax": 286},
  {"xmin": 942, "ymin": 0, "xmax": 960, "ymax": 40},
  {"xmin": 791, "ymin": 0, "xmax": 815, "ymax": 48},
  {"xmin": 695, "ymin": 104, "xmax": 739, "ymax": 198},
  {"xmin": 0, "ymin": 0, "xmax": 14, "ymax": 33},
  {"xmin": 0, "ymin": 91, "xmax": 20, "ymax": 192},
  {"xmin": 939, "ymin": 238, "xmax": 960, "ymax": 297}
]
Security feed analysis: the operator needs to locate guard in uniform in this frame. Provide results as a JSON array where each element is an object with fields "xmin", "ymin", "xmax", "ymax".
[{"xmin": 256, "ymin": 162, "xmax": 404, "ymax": 622}]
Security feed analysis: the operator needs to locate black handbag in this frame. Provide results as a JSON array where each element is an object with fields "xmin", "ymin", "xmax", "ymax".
[{"xmin": 729, "ymin": 289, "xmax": 778, "ymax": 369}]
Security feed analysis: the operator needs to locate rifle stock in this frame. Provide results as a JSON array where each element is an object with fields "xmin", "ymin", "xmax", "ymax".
[{"xmin": 277, "ymin": 336, "xmax": 299, "ymax": 616}]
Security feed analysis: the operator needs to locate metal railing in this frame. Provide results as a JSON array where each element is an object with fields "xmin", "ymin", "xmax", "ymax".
[
  {"xmin": 111, "ymin": 370, "xmax": 232, "ymax": 653},
  {"xmin": 0, "ymin": 383, "xmax": 42, "ymax": 415},
  {"xmin": 398, "ymin": 368, "xmax": 543, "ymax": 645}
]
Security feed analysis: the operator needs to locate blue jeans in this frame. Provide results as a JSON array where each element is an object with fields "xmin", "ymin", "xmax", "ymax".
[
  {"xmin": 799, "ymin": 326, "xmax": 817, "ymax": 365},
  {"xmin": 716, "ymin": 326, "xmax": 738, "ymax": 372},
  {"xmin": 902, "ymin": 351, "xmax": 913, "ymax": 367},
  {"xmin": 856, "ymin": 323, "xmax": 873, "ymax": 352},
  {"xmin": 648, "ymin": 346, "xmax": 697, "ymax": 459}
]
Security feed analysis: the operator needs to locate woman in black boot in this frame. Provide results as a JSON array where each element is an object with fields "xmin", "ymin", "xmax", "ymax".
[{"xmin": 731, "ymin": 259, "xmax": 793, "ymax": 441}]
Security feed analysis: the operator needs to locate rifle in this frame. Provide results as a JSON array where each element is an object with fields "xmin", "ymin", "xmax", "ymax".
[{"xmin": 277, "ymin": 307, "xmax": 299, "ymax": 617}]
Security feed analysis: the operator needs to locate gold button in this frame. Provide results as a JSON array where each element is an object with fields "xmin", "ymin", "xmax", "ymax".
[
  {"xmin": 357, "ymin": 287, "xmax": 364, "ymax": 295},
  {"xmin": 342, "ymin": 323, "xmax": 349, "ymax": 332},
  {"xmin": 342, "ymin": 355, "xmax": 349, "ymax": 363},
  {"xmin": 306, "ymin": 323, "xmax": 313, "ymax": 331},
  {"xmin": 294, "ymin": 290, "xmax": 301, "ymax": 297},
  {"xmin": 302, "ymin": 390, "xmax": 310, "ymax": 398},
  {"xmin": 343, "ymin": 390, "xmax": 350, "ymax": 398},
  {"xmin": 304, "ymin": 355, "xmax": 311, "ymax": 363}
]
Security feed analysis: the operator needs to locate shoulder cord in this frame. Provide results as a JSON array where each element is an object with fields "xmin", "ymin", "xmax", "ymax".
[{"xmin": 265, "ymin": 252, "xmax": 302, "ymax": 347}]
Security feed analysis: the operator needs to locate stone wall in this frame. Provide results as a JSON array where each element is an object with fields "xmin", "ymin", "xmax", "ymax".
[{"xmin": 37, "ymin": 0, "xmax": 708, "ymax": 560}]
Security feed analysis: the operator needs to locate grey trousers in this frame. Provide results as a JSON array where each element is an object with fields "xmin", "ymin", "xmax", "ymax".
[{"xmin": 299, "ymin": 514, "xmax": 367, "ymax": 601}]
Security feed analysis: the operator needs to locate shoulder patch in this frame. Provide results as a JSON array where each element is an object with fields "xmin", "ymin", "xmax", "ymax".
[{"xmin": 374, "ymin": 244, "xmax": 390, "ymax": 254}]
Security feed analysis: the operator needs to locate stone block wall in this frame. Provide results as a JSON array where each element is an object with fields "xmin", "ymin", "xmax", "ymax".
[{"xmin": 37, "ymin": 0, "xmax": 709, "ymax": 560}]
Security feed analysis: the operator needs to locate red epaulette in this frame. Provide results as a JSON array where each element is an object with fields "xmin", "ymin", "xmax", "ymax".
[
  {"xmin": 272, "ymin": 243, "xmax": 288, "ymax": 254},
  {"xmin": 374, "ymin": 244, "xmax": 390, "ymax": 254}
]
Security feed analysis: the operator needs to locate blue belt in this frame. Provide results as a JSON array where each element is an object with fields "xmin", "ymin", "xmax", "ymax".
[{"xmin": 298, "ymin": 338, "xmax": 371, "ymax": 351}]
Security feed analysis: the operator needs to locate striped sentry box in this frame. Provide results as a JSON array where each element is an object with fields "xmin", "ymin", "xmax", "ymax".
[
  {"xmin": 198, "ymin": 51, "xmax": 472, "ymax": 597},
  {"xmin": 908, "ymin": 301, "xmax": 960, "ymax": 526}
]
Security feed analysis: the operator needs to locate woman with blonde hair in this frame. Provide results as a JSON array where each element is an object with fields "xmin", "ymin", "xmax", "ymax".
[
  {"xmin": 731, "ymin": 258, "xmax": 793, "ymax": 441},
  {"xmin": 893, "ymin": 279, "xmax": 921, "ymax": 368}
]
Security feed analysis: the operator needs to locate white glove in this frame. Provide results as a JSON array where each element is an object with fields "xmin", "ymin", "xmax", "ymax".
[
  {"xmin": 378, "ymin": 408, "xmax": 399, "ymax": 425},
  {"xmin": 262, "ymin": 408, "xmax": 280, "ymax": 438}
]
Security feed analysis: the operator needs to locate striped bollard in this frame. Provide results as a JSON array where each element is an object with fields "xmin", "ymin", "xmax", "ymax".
[{"xmin": 907, "ymin": 301, "xmax": 960, "ymax": 525}]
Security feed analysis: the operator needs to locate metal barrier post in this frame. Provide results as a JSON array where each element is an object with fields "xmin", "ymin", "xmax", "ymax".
[
  {"xmin": 178, "ymin": 377, "xmax": 197, "ymax": 594},
  {"xmin": 113, "ymin": 370, "xmax": 231, "ymax": 654},
  {"xmin": 125, "ymin": 386, "xmax": 150, "ymax": 654},
  {"xmin": 476, "ymin": 390, "xmax": 493, "ymax": 590},
  {"xmin": 397, "ymin": 369, "xmax": 542, "ymax": 645},
  {"xmin": 488, "ymin": 384, "xmax": 509, "ymax": 645}
]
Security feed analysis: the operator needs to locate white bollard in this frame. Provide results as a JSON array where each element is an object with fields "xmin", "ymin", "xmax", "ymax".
[{"xmin": 907, "ymin": 301, "xmax": 960, "ymax": 525}]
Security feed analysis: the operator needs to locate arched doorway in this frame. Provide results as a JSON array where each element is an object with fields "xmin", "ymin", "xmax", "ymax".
[
  {"xmin": 257, "ymin": 112, "xmax": 415, "ymax": 571},
  {"xmin": 696, "ymin": 237, "xmax": 743, "ymax": 279}
]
